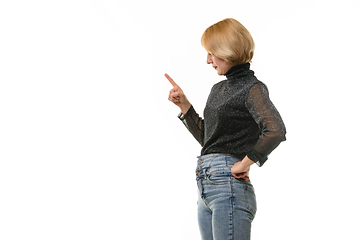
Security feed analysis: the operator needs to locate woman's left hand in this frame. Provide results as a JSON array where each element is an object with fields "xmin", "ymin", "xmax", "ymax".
[{"xmin": 231, "ymin": 156, "xmax": 255, "ymax": 181}]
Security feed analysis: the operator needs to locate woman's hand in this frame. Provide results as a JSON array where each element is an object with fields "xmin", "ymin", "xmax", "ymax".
[
  {"xmin": 231, "ymin": 156, "xmax": 255, "ymax": 181},
  {"xmin": 165, "ymin": 73, "xmax": 191, "ymax": 114}
]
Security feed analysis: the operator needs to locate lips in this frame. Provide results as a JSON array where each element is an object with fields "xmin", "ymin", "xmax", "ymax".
[{"xmin": 213, "ymin": 66, "xmax": 218, "ymax": 70}]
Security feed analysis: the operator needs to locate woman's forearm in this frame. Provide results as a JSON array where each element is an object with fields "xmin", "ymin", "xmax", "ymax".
[{"xmin": 179, "ymin": 102, "xmax": 192, "ymax": 115}]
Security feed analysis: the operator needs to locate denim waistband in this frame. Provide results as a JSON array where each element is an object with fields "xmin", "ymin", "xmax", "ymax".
[
  {"xmin": 197, "ymin": 154, "xmax": 242, "ymax": 166},
  {"xmin": 196, "ymin": 154, "xmax": 242, "ymax": 177}
]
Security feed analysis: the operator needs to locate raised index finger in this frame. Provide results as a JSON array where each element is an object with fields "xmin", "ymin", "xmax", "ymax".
[{"xmin": 164, "ymin": 73, "xmax": 178, "ymax": 87}]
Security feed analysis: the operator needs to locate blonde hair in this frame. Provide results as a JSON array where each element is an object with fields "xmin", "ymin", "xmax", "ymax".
[{"xmin": 201, "ymin": 18, "xmax": 255, "ymax": 65}]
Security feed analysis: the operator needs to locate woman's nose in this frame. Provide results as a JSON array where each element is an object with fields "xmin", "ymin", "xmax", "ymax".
[{"xmin": 206, "ymin": 54, "xmax": 212, "ymax": 64}]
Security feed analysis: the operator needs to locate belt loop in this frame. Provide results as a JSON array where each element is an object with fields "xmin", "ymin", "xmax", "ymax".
[{"xmin": 205, "ymin": 166, "xmax": 212, "ymax": 180}]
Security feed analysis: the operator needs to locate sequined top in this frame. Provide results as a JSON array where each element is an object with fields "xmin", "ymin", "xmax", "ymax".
[{"xmin": 178, "ymin": 63, "xmax": 286, "ymax": 166}]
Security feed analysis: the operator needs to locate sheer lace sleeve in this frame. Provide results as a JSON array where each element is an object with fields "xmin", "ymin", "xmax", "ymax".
[
  {"xmin": 246, "ymin": 83, "xmax": 286, "ymax": 166},
  {"xmin": 178, "ymin": 105, "xmax": 205, "ymax": 146}
]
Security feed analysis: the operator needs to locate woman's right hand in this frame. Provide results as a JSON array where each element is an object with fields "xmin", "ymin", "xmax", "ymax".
[{"xmin": 165, "ymin": 73, "xmax": 191, "ymax": 114}]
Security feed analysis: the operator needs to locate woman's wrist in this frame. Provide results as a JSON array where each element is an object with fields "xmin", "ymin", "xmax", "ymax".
[
  {"xmin": 180, "ymin": 102, "xmax": 192, "ymax": 115},
  {"xmin": 242, "ymin": 156, "xmax": 255, "ymax": 167}
]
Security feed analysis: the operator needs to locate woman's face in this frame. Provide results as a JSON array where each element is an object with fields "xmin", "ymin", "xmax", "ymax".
[{"xmin": 206, "ymin": 53, "xmax": 232, "ymax": 75}]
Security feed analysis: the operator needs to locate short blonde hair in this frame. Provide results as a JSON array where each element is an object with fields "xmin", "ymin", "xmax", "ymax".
[{"xmin": 201, "ymin": 18, "xmax": 255, "ymax": 65}]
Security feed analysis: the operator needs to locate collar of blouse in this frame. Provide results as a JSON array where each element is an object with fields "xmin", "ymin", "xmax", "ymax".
[{"xmin": 225, "ymin": 63, "xmax": 252, "ymax": 81}]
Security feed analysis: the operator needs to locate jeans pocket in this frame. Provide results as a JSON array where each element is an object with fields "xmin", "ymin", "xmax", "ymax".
[
  {"xmin": 244, "ymin": 184, "xmax": 257, "ymax": 216},
  {"xmin": 206, "ymin": 174, "xmax": 231, "ymax": 185}
]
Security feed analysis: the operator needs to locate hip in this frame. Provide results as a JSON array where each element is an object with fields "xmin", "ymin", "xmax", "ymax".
[{"xmin": 196, "ymin": 154, "xmax": 251, "ymax": 184}]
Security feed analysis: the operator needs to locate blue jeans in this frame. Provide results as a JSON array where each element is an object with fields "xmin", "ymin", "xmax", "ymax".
[{"xmin": 196, "ymin": 154, "xmax": 257, "ymax": 240}]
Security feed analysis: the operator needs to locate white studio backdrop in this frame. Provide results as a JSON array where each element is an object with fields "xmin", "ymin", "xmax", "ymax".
[{"xmin": 0, "ymin": 0, "xmax": 359, "ymax": 239}]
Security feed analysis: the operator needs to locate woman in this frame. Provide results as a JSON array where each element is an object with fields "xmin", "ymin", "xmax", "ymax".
[{"xmin": 165, "ymin": 18, "xmax": 286, "ymax": 240}]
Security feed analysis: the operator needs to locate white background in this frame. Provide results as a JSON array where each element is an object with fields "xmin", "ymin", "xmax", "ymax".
[{"xmin": 1, "ymin": 0, "xmax": 359, "ymax": 239}]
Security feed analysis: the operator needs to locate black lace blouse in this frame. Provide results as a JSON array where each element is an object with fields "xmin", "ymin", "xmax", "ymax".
[{"xmin": 178, "ymin": 63, "xmax": 286, "ymax": 166}]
